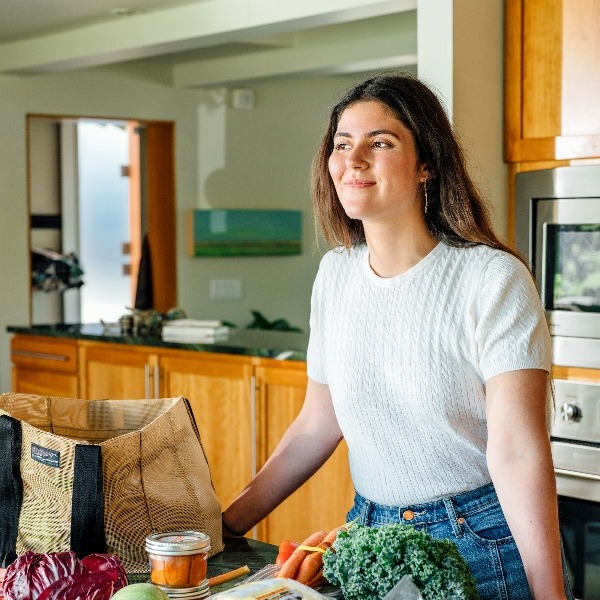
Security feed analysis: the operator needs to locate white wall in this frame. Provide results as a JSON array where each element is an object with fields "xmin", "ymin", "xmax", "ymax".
[{"xmin": 0, "ymin": 65, "xmax": 202, "ymax": 391}]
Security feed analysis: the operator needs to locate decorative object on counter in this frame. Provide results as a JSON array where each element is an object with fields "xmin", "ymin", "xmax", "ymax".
[
  {"xmin": 115, "ymin": 307, "xmax": 191, "ymax": 336},
  {"xmin": 246, "ymin": 310, "xmax": 303, "ymax": 333},
  {"xmin": 188, "ymin": 209, "xmax": 302, "ymax": 257},
  {"xmin": 0, "ymin": 394, "xmax": 223, "ymax": 573},
  {"xmin": 31, "ymin": 247, "xmax": 84, "ymax": 292},
  {"xmin": 161, "ymin": 319, "xmax": 232, "ymax": 343}
]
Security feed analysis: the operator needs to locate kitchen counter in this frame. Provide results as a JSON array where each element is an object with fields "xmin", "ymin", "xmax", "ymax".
[{"xmin": 6, "ymin": 323, "xmax": 309, "ymax": 361}]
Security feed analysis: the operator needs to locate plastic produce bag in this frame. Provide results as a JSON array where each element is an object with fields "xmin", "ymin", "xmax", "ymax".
[
  {"xmin": 383, "ymin": 575, "xmax": 424, "ymax": 600},
  {"xmin": 210, "ymin": 577, "xmax": 328, "ymax": 599}
]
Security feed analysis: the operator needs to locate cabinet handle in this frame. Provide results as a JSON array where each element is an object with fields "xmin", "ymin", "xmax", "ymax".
[
  {"xmin": 250, "ymin": 374, "xmax": 257, "ymax": 540},
  {"xmin": 144, "ymin": 364, "xmax": 150, "ymax": 399},
  {"xmin": 555, "ymin": 468, "xmax": 600, "ymax": 482},
  {"xmin": 154, "ymin": 365, "xmax": 160, "ymax": 399},
  {"xmin": 11, "ymin": 349, "xmax": 68, "ymax": 362},
  {"xmin": 250, "ymin": 375, "xmax": 257, "ymax": 478}
]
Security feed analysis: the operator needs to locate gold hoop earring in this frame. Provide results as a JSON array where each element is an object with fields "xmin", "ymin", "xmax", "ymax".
[{"xmin": 424, "ymin": 180, "xmax": 429, "ymax": 214}]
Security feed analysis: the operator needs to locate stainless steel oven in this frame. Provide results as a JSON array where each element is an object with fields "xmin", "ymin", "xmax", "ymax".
[
  {"xmin": 515, "ymin": 165, "xmax": 600, "ymax": 369},
  {"xmin": 552, "ymin": 380, "xmax": 600, "ymax": 600},
  {"xmin": 515, "ymin": 166, "xmax": 600, "ymax": 599}
]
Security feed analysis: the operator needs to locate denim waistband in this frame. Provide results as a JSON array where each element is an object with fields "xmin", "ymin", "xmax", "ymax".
[{"xmin": 353, "ymin": 482, "xmax": 498, "ymax": 527}]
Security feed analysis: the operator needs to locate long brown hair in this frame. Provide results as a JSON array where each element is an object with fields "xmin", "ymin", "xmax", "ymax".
[{"xmin": 311, "ymin": 74, "xmax": 524, "ymax": 263}]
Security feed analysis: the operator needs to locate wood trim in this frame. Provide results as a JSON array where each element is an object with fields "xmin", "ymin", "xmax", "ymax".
[
  {"xmin": 128, "ymin": 123, "xmax": 142, "ymax": 305},
  {"xmin": 144, "ymin": 121, "xmax": 177, "ymax": 312},
  {"xmin": 552, "ymin": 365, "xmax": 600, "ymax": 383},
  {"xmin": 504, "ymin": 0, "xmax": 524, "ymax": 163},
  {"xmin": 521, "ymin": 0, "xmax": 562, "ymax": 140}
]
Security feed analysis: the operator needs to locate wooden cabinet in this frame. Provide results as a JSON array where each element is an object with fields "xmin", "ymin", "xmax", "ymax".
[
  {"xmin": 78, "ymin": 341, "xmax": 158, "ymax": 400},
  {"xmin": 159, "ymin": 350, "xmax": 254, "ymax": 513},
  {"xmin": 505, "ymin": 0, "xmax": 600, "ymax": 163},
  {"xmin": 255, "ymin": 360, "xmax": 354, "ymax": 545},
  {"xmin": 10, "ymin": 335, "xmax": 78, "ymax": 397}
]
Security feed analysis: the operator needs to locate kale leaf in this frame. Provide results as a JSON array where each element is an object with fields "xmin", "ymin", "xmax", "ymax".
[{"xmin": 322, "ymin": 524, "xmax": 479, "ymax": 600}]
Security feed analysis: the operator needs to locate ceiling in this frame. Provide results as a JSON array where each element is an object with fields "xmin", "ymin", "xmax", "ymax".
[
  {"xmin": 0, "ymin": 0, "xmax": 204, "ymax": 43},
  {"xmin": 0, "ymin": 0, "xmax": 418, "ymax": 81}
]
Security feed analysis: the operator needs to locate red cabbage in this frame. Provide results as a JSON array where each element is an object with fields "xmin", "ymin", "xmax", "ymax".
[
  {"xmin": 81, "ymin": 554, "xmax": 127, "ymax": 590},
  {"xmin": 2, "ymin": 551, "xmax": 127, "ymax": 600},
  {"xmin": 36, "ymin": 572, "xmax": 116, "ymax": 600}
]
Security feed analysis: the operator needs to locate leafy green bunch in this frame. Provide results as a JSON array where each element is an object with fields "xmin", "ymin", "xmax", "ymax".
[{"xmin": 322, "ymin": 523, "xmax": 479, "ymax": 600}]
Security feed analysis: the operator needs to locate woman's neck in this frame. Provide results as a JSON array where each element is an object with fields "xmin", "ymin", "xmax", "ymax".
[{"xmin": 364, "ymin": 221, "xmax": 438, "ymax": 278}]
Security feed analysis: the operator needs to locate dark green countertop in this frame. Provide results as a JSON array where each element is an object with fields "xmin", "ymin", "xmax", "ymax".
[{"xmin": 7, "ymin": 323, "xmax": 309, "ymax": 361}]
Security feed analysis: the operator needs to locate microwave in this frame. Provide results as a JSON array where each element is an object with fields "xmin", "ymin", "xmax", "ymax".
[{"xmin": 514, "ymin": 165, "xmax": 600, "ymax": 369}]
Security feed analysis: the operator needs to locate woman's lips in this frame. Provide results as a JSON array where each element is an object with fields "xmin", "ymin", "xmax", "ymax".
[{"xmin": 344, "ymin": 179, "xmax": 375, "ymax": 188}]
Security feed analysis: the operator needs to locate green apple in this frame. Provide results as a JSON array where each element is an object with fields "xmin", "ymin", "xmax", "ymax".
[{"xmin": 111, "ymin": 583, "xmax": 169, "ymax": 600}]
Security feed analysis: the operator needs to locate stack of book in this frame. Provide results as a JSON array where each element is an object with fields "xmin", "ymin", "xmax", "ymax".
[{"xmin": 161, "ymin": 319, "xmax": 231, "ymax": 343}]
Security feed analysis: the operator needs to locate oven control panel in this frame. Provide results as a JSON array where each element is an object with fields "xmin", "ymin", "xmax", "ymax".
[{"xmin": 551, "ymin": 379, "xmax": 600, "ymax": 444}]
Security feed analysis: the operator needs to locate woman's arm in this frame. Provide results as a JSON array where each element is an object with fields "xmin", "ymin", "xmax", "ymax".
[
  {"xmin": 222, "ymin": 377, "xmax": 343, "ymax": 536},
  {"xmin": 486, "ymin": 368, "xmax": 566, "ymax": 600}
]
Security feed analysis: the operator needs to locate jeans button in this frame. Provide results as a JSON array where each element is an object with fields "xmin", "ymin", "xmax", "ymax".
[{"xmin": 403, "ymin": 510, "xmax": 415, "ymax": 520}]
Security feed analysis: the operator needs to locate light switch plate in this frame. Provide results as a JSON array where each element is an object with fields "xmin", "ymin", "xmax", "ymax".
[{"xmin": 210, "ymin": 278, "xmax": 242, "ymax": 300}]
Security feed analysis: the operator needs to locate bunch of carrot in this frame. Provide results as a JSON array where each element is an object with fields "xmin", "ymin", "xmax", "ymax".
[{"xmin": 276, "ymin": 526, "xmax": 344, "ymax": 589}]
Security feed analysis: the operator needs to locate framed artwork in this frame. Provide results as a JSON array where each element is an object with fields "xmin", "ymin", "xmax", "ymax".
[{"xmin": 188, "ymin": 209, "xmax": 302, "ymax": 257}]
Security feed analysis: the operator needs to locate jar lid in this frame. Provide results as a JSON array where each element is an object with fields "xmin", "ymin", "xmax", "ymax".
[{"xmin": 146, "ymin": 531, "xmax": 211, "ymax": 555}]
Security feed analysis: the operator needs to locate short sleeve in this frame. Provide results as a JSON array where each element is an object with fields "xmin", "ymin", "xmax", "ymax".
[{"xmin": 473, "ymin": 253, "xmax": 552, "ymax": 381}]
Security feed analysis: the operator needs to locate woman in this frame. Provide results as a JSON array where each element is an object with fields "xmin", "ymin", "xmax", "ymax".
[{"xmin": 222, "ymin": 74, "xmax": 571, "ymax": 600}]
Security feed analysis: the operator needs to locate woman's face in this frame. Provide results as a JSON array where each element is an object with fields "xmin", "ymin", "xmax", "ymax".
[{"xmin": 328, "ymin": 100, "xmax": 428, "ymax": 226}]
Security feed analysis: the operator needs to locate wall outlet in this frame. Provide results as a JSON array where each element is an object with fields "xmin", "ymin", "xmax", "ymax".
[{"xmin": 210, "ymin": 278, "xmax": 242, "ymax": 300}]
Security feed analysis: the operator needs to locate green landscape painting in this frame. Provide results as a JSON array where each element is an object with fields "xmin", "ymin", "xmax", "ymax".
[{"xmin": 189, "ymin": 209, "xmax": 302, "ymax": 257}]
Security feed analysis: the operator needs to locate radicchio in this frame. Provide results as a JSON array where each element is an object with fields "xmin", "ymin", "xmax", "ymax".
[
  {"xmin": 36, "ymin": 572, "xmax": 117, "ymax": 600},
  {"xmin": 2, "ymin": 551, "xmax": 127, "ymax": 600}
]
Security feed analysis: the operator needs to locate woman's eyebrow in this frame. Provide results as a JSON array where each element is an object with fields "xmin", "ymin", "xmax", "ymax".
[{"xmin": 333, "ymin": 129, "xmax": 400, "ymax": 139}]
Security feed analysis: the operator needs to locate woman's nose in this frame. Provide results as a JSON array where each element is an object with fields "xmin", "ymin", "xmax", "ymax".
[{"xmin": 346, "ymin": 146, "xmax": 368, "ymax": 169}]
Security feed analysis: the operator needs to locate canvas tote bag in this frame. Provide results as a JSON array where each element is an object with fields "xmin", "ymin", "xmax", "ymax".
[{"xmin": 0, "ymin": 393, "xmax": 224, "ymax": 572}]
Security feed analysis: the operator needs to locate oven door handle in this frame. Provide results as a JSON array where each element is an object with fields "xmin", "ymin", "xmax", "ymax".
[{"xmin": 555, "ymin": 467, "xmax": 600, "ymax": 481}]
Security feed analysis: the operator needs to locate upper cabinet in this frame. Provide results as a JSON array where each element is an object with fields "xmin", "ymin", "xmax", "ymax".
[{"xmin": 504, "ymin": 0, "xmax": 600, "ymax": 162}]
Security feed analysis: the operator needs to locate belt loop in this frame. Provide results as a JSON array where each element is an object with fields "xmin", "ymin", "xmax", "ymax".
[
  {"xmin": 443, "ymin": 497, "xmax": 463, "ymax": 538},
  {"xmin": 360, "ymin": 499, "xmax": 372, "ymax": 526}
]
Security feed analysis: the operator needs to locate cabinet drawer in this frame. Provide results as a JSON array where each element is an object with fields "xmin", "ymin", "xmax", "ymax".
[{"xmin": 11, "ymin": 335, "xmax": 78, "ymax": 374}]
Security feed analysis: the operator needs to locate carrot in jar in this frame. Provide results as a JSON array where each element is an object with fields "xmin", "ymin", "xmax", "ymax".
[
  {"xmin": 188, "ymin": 552, "xmax": 208, "ymax": 586},
  {"xmin": 165, "ymin": 555, "xmax": 191, "ymax": 587},
  {"xmin": 149, "ymin": 555, "xmax": 168, "ymax": 586}
]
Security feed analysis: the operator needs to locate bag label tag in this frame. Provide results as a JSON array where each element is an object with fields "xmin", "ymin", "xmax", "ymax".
[{"xmin": 31, "ymin": 443, "xmax": 61, "ymax": 468}]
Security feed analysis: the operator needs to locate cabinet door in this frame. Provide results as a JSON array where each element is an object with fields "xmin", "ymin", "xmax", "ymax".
[
  {"xmin": 159, "ymin": 350, "xmax": 254, "ymax": 513},
  {"xmin": 11, "ymin": 335, "xmax": 78, "ymax": 397},
  {"xmin": 79, "ymin": 342, "xmax": 157, "ymax": 400},
  {"xmin": 505, "ymin": 0, "xmax": 600, "ymax": 161},
  {"xmin": 255, "ymin": 361, "xmax": 354, "ymax": 545}
]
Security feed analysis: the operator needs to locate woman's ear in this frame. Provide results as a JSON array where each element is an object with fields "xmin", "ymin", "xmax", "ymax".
[{"xmin": 419, "ymin": 165, "xmax": 431, "ymax": 183}]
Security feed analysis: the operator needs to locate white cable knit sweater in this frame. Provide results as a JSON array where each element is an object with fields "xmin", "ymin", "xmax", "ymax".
[{"xmin": 307, "ymin": 242, "xmax": 552, "ymax": 506}]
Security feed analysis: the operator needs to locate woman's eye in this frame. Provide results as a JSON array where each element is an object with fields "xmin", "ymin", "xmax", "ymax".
[
  {"xmin": 373, "ymin": 139, "xmax": 392, "ymax": 149},
  {"xmin": 333, "ymin": 141, "xmax": 350, "ymax": 151}
]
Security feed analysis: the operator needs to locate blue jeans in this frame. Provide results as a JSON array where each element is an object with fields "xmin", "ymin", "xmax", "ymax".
[{"xmin": 347, "ymin": 482, "xmax": 574, "ymax": 600}]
